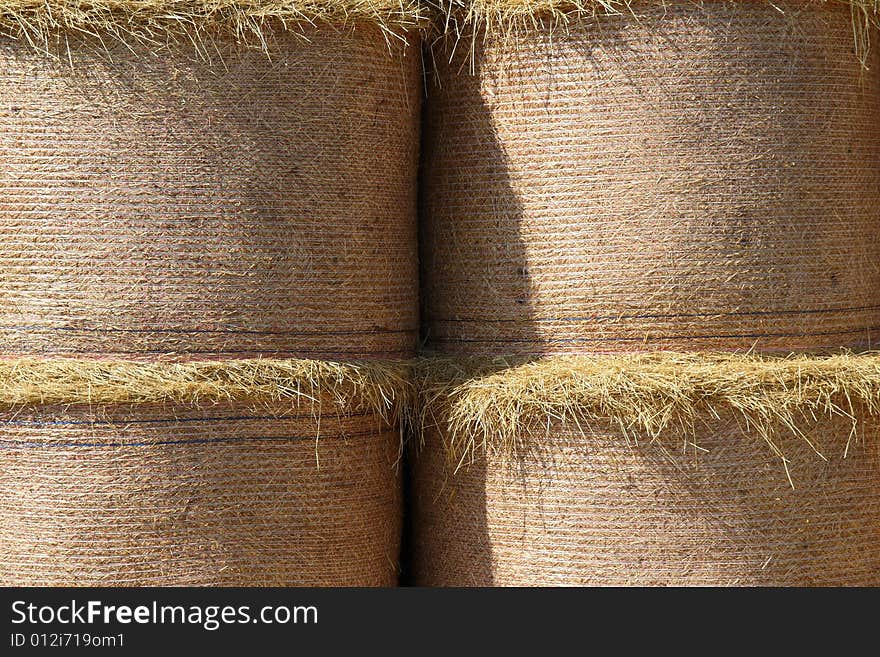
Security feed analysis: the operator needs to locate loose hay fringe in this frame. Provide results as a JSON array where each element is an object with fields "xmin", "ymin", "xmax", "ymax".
[
  {"xmin": 0, "ymin": 357, "xmax": 413, "ymax": 426},
  {"xmin": 416, "ymin": 352, "xmax": 880, "ymax": 476},
  {"xmin": 0, "ymin": 0, "xmax": 429, "ymax": 48},
  {"xmin": 430, "ymin": 0, "xmax": 880, "ymax": 68},
  {"xmin": 432, "ymin": 0, "xmax": 880, "ymax": 33},
  {"xmin": 7, "ymin": 353, "xmax": 880, "ymax": 474},
  {"xmin": 4, "ymin": 0, "xmax": 876, "ymax": 47}
]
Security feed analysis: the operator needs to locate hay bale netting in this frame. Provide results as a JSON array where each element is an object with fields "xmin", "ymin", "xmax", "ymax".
[
  {"xmin": 413, "ymin": 355, "xmax": 880, "ymax": 585},
  {"xmin": 421, "ymin": 0, "xmax": 880, "ymax": 353},
  {"xmin": 413, "ymin": 0, "xmax": 880, "ymax": 586},
  {"xmin": 0, "ymin": 12, "xmax": 421, "ymax": 359},
  {"xmin": 0, "ymin": 360, "xmax": 411, "ymax": 585},
  {"xmin": 0, "ymin": 4, "xmax": 423, "ymax": 585}
]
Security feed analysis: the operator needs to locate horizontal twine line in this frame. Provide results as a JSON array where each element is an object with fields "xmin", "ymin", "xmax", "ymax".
[
  {"xmin": 0, "ymin": 411, "xmax": 375, "ymax": 427},
  {"xmin": 428, "ymin": 303, "xmax": 880, "ymax": 324},
  {"xmin": 430, "ymin": 326, "xmax": 879, "ymax": 345},
  {"xmin": 0, "ymin": 325, "xmax": 418, "ymax": 336},
  {"xmin": 0, "ymin": 429, "xmax": 382, "ymax": 450},
  {"xmin": 0, "ymin": 349, "xmax": 414, "ymax": 358}
]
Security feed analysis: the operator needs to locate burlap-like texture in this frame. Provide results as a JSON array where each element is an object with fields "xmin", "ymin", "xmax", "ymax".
[
  {"xmin": 0, "ymin": 23, "xmax": 420, "ymax": 359},
  {"xmin": 420, "ymin": 1, "xmax": 880, "ymax": 354},
  {"xmin": 0, "ymin": 23, "xmax": 418, "ymax": 586},
  {"xmin": 0, "ymin": 401, "xmax": 402, "ymax": 586},
  {"xmin": 413, "ymin": 417, "xmax": 880, "ymax": 586}
]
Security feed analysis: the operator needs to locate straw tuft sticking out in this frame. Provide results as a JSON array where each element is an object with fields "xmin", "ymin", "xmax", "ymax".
[
  {"xmin": 428, "ymin": 0, "xmax": 880, "ymax": 66},
  {"xmin": 0, "ymin": 357, "xmax": 414, "ymax": 426},
  {"xmin": 430, "ymin": 0, "xmax": 880, "ymax": 31},
  {"xmin": 0, "ymin": 0, "xmax": 430, "ymax": 48},
  {"xmin": 416, "ymin": 352, "xmax": 880, "ymax": 470},
  {"xmin": 0, "ymin": 360, "xmax": 410, "ymax": 585}
]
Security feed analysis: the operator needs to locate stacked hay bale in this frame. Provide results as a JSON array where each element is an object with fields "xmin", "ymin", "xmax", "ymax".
[
  {"xmin": 415, "ymin": 0, "xmax": 880, "ymax": 585},
  {"xmin": 0, "ymin": 2, "xmax": 423, "ymax": 585}
]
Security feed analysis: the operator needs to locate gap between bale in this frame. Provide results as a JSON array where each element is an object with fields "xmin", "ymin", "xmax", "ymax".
[
  {"xmin": 414, "ymin": 351, "xmax": 880, "ymax": 480},
  {"xmin": 6, "ymin": 353, "xmax": 880, "ymax": 479}
]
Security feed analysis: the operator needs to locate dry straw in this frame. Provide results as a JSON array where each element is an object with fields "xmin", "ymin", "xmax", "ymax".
[
  {"xmin": 0, "ymin": 0, "xmax": 429, "ymax": 47},
  {"xmin": 414, "ymin": 351, "xmax": 880, "ymax": 585},
  {"xmin": 0, "ymin": 358, "xmax": 412, "ymax": 584},
  {"xmin": 429, "ymin": 0, "xmax": 880, "ymax": 65},
  {"xmin": 431, "ymin": 0, "xmax": 880, "ymax": 31},
  {"xmin": 421, "ymin": 0, "xmax": 880, "ymax": 355},
  {"xmin": 7, "ymin": 353, "xmax": 880, "ymax": 479},
  {"xmin": 417, "ymin": 352, "xmax": 880, "ymax": 475},
  {"xmin": 0, "ymin": 357, "xmax": 413, "ymax": 424}
]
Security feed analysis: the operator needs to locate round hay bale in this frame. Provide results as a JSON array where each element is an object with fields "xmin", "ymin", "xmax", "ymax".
[
  {"xmin": 1, "ymin": 401, "xmax": 402, "ymax": 586},
  {"xmin": 0, "ymin": 22, "xmax": 420, "ymax": 359},
  {"xmin": 0, "ymin": 14, "xmax": 421, "ymax": 585},
  {"xmin": 420, "ymin": 0, "xmax": 880, "ymax": 354},
  {"xmin": 0, "ymin": 358, "xmax": 411, "ymax": 585},
  {"xmin": 412, "ymin": 354, "xmax": 880, "ymax": 585},
  {"xmin": 414, "ymin": 418, "xmax": 880, "ymax": 586}
]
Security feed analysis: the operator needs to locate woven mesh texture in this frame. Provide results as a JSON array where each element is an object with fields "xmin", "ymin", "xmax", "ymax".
[
  {"xmin": 413, "ymin": 416, "xmax": 880, "ymax": 585},
  {"xmin": 0, "ymin": 24, "xmax": 420, "ymax": 360},
  {"xmin": 0, "ymin": 402, "xmax": 402, "ymax": 586},
  {"xmin": 0, "ymin": 23, "xmax": 420, "ymax": 586},
  {"xmin": 420, "ymin": 1, "xmax": 880, "ymax": 354}
]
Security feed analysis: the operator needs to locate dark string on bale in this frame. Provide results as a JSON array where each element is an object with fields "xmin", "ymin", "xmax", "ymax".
[{"xmin": 0, "ymin": 401, "xmax": 404, "ymax": 585}]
